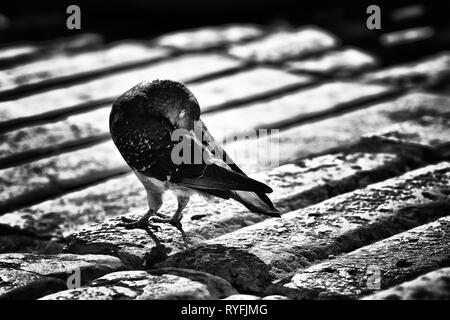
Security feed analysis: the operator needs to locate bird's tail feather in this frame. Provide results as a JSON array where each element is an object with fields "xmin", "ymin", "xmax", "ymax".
[
  {"xmin": 180, "ymin": 164, "xmax": 273, "ymax": 193},
  {"xmin": 231, "ymin": 190, "xmax": 280, "ymax": 217}
]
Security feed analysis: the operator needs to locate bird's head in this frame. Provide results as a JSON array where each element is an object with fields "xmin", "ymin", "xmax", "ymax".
[{"xmin": 110, "ymin": 79, "xmax": 201, "ymax": 132}]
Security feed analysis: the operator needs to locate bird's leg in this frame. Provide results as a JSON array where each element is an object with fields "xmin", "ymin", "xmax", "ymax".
[
  {"xmin": 120, "ymin": 192, "xmax": 163, "ymax": 232},
  {"xmin": 150, "ymin": 195, "xmax": 190, "ymax": 245},
  {"xmin": 169, "ymin": 197, "xmax": 189, "ymax": 245}
]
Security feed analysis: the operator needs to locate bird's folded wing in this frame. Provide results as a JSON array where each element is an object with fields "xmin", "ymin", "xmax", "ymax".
[
  {"xmin": 113, "ymin": 116, "xmax": 272, "ymax": 193},
  {"xmin": 193, "ymin": 120, "xmax": 276, "ymax": 209}
]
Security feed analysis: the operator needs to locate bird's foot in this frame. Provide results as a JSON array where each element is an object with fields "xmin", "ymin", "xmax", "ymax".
[
  {"xmin": 120, "ymin": 216, "xmax": 161, "ymax": 232},
  {"xmin": 150, "ymin": 217, "xmax": 191, "ymax": 247}
]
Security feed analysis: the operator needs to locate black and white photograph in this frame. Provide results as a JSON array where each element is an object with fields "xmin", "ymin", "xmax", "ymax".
[{"xmin": 0, "ymin": 0, "xmax": 449, "ymax": 307}]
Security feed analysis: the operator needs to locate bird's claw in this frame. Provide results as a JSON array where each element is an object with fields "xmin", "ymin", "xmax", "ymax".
[
  {"xmin": 148, "ymin": 217, "xmax": 191, "ymax": 247},
  {"xmin": 119, "ymin": 216, "xmax": 161, "ymax": 232}
]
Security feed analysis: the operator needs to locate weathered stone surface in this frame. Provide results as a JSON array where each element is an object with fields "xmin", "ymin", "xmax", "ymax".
[
  {"xmin": 0, "ymin": 45, "xmax": 39, "ymax": 65},
  {"xmin": 63, "ymin": 151, "xmax": 418, "ymax": 267},
  {"xmin": 0, "ymin": 173, "xmax": 145, "ymax": 238},
  {"xmin": 156, "ymin": 163, "xmax": 450, "ymax": 293},
  {"xmin": 147, "ymin": 267, "xmax": 237, "ymax": 297},
  {"xmin": 0, "ymin": 253, "xmax": 123, "ymax": 299},
  {"xmin": 154, "ymin": 24, "xmax": 264, "ymax": 50},
  {"xmin": 363, "ymin": 52, "xmax": 450, "ymax": 89},
  {"xmin": 0, "ymin": 140, "xmax": 128, "ymax": 214},
  {"xmin": 41, "ymin": 269, "xmax": 236, "ymax": 300},
  {"xmin": 268, "ymin": 216, "xmax": 450, "ymax": 299},
  {"xmin": 0, "ymin": 269, "xmax": 66, "ymax": 300},
  {"xmin": 361, "ymin": 116, "xmax": 450, "ymax": 162},
  {"xmin": 0, "ymin": 234, "xmax": 64, "ymax": 254},
  {"xmin": 363, "ymin": 267, "xmax": 450, "ymax": 300},
  {"xmin": 226, "ymin": 92, "xmax": 450, "ymax": 173},
  {"xmin": 285, "ymin": 47, "xmax": 378, "ymax": 76},
  {"xmin": 204, "ymin": 81, "xmax": 392, "ymax": 140},
  {"xmin": 0, "ymin": 81, "xmax": 389, "ymax": 165},
  {"xmin": 1, "ymin": 268, "xmax": 42, "ymax": 296},
  {"xmin": 0, "ymin": 107, "xmax": 110, "ymax": 165},
  {"xmin": 0, "ymin": 54, "xmax": 241, "ymax": 126},
  {"xmin": 379, "ymin": 27, "xmax": 435, "ymax": 47},
  {"xmin": 0, "ymin": 42, "xmax": 170, "ymax": 94},
  {"xmin": 190, "ymin": 67, "xmax": 311, "ymax": 112},
  {"xmin": 0, "ymin": 253, "xmax": 123, "ymax": 282},
  {"xmin": 228, "ymin": 26, "xmax": 339, "ymax": 62}
]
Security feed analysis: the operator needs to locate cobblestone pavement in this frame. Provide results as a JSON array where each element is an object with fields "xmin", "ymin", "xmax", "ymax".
[{"xmin": 0, "ymin": 21, "xmax": 449, "ymax": 300}]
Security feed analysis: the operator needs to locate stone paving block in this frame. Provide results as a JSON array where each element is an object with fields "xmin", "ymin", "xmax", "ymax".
[
  {"xmin": 0, "ymin": 42, "xmax": 170, "ymax": 95},
  {"xmin": 190, "ymin": 67, "xmax": 311, "ymax": 112},
  {"xmin": 0, "ymin": 253, "xmax": 123, "ymax": 299},
  {"xmin": 379, "ymin": 27, "xmax": 435, "ymax": 47},
  {"xmin": 155, "ymin": 163, "xmax": 450, "ymax": 293},
  {"xmin": 284, "ymin": 47, "xmax": 379, "ymax": 76},
  {"xmin": 0, "ymin": 80, "xmax": 388, "ymax": 165},
  {"xmin": 40, "ymin": 34, "xmax": 104, "ymax": 52},
  {"xmin": 362, "ymin": 267, "xmax": 450, "ymax": 300},
  {"xmin": 226, "ymin": 92, "xmax": 450, "ymax": 173},
  {"xmin": 0, "ymin": 54, "xmax": 242, "ymax": 127},
  {"xmin": 0, "ymin": 107, "xmax": 111, "ymax": 166},
  {"xmin": 40, "ymin": 269, "xmax": 236, "ymax": 300},
  {"xmin": 361, "ymin": 116, "xmax": 450, "ymax": 155},
  {"xmin": 228, "ymin": 26, "xmax": 339, "ymax": 63},
  {"xmin": 363, "ymin": 52, "xmax": 450, "ymax": 89},
  {"xmin": 0, "ymin": 172, "xmax": 146, "ymax": 238},
  {"xmin": 0, "ymin": 269, "xmax": 65, "ymax": 300},
  {"xmin": 0, "ymin": 33, "xmax": 103, "ymax": 67},
  {"xmin": 268, "ymin": 216, "xmax": 450, "ymax": 299},
  {"xmin": 154, "ymin": 24, "xmax": 264, "ymax": 51},
  {"xmin": 0, "ymin": 252, "xmax": 123, "ymax": 281},
  {"xmin": 204, "ymin": 81, "xmax": 392, "ymax": 140},
  {"xmin": 0, "ymin": 234, "xmax": 64, "ymax": 255},
  {"xmin": 0, "ymin": 140, "xmax": 128, "ymax": 214},
  {"xmin": 0, "ymin": 45, "xmax": 39, "ymax": 66}
]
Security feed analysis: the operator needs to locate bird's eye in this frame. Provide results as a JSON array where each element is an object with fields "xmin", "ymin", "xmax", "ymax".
[{"xmin": 178, "ymin": 109, "xmax": 186, "ymax": 118}]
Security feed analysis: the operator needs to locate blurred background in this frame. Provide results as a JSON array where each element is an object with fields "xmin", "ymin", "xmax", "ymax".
[{"xmin": 1, "ymin": 1, "xmax": 450, "ymax": 65}]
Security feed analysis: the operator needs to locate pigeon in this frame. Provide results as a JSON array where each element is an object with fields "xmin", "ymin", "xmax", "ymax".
[{"xmin": 109, "ymin": 79, "xmax": 279, "ymax": 244}]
